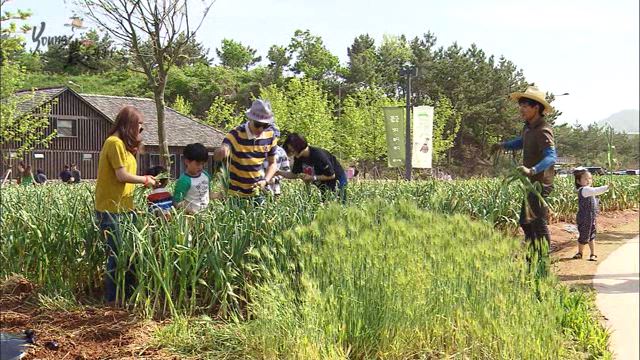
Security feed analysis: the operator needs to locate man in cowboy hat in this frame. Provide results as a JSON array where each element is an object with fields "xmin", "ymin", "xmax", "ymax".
[
  {"xmin": 213, "ymin": 99, "xmax": 279, "ymax": 203},
  {"xmin": 492, "ymin": 85, "xmax": 557, "ymax": 249}
]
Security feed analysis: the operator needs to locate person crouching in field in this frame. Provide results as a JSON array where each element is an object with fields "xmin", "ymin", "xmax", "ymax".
[
  {"xmin": 572, "ymin": 168, "xmax": 609, "ymax": 261},
  {"xmin": 278, "ymin": 133, "xmax": 348, "ymax": 203},
  {"xmin": 145, "ymin": 165, "xmax": 174, "ymax": 220},
  {"xmin": 173, "ymin": 143, "xmax": 213, "ymax": 215},
  {"xmin": 35, "ymin": 169, "xmax": 48, "ymax": 185},
  {"xmin": 60, "ymin": 165, "xmax": 73, "ymax": 183}
]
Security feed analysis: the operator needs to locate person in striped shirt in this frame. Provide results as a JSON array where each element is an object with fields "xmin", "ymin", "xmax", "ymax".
[{"xmin": 213, "ymin": 99, "xmax": 278, "ymax": 202}]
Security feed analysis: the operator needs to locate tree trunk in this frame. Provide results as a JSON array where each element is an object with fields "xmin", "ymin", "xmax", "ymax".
[{"xmin": 153, "ymin": 88, "xmax": 171, "ymax": 168}]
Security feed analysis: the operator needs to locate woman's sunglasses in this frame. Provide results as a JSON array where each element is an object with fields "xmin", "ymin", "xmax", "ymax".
[{"xmin": 252, "ymin": 120, "xmax": 268, "ymax": 129}]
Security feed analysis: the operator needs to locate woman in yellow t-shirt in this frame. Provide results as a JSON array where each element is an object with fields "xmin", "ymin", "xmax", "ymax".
[{"xmin": 95, "ymin": 105, "xmax": 156, "ymax": 304}]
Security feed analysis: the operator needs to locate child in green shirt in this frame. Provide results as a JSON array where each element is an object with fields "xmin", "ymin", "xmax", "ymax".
[{"xmin": 174, "ymin": 143, "xmax": 213, "ymax": 214}]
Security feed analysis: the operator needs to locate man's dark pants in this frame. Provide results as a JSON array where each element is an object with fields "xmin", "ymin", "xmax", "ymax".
[{"xmin": 519, "ymin": 186, "xmax": 552, "ymax": 249}]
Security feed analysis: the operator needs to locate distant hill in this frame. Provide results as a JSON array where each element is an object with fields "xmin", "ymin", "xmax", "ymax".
[{"xmin": 598, "ymin": 109, "xmax": 639, "ymax": 134}]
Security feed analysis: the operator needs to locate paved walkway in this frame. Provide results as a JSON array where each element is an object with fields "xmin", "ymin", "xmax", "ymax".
[{"xmin": 593, "ymin": 236, "xmax": 639, "ymax": 360}]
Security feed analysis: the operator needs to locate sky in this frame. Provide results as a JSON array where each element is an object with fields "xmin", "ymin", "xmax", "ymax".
[{"xmin": 4, "ymin": 0, "xmax": 639, "ymax": 126}]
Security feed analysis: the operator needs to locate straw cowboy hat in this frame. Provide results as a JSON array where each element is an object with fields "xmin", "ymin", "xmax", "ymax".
[
  {"xmin": 246, "ymin": 99, "xmax": 275, "ymax": 124},
  {"xmin": 510, "ymin": 85, "xmax": 554, "ymax": 115}
]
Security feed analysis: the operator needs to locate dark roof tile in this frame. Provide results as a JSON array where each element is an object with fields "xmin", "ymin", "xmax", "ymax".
[
  {"xmin": 13, "ymin": 87, "xmax": 66, "ymax": 116},
  {"xmin": 16, "ymin": 87, "xmax": 226, "ymax": 148}
]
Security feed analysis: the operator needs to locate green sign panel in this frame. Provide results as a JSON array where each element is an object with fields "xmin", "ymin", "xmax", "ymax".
[{"xmin": 383, "ymin": 107, "xmax": 406, "ymax": 167}]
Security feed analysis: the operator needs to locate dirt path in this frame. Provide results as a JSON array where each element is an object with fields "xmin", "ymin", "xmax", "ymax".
[
  {"xmin": 593, "ymin": 236, "xmax": 639, "ymax": 360},
  {"xmin": 549, "ymin": 209, "xmax": 639, "ymax": 359},
  {"xmin": 550, "ymin": 209, "xmax": 639, "ymax": 290}
]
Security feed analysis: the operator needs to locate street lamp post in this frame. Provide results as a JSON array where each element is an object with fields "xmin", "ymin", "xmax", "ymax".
[
  {"xmin": 68, "ymin": 80, "xmax": 84, "ymax": 93},
  {"xmin": 399, "ymin": 62, "xmax": 417, "ymax": 180}
]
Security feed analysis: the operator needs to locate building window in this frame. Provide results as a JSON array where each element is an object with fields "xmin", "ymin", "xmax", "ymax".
[
  {"xmin": 82, "ymin": 153, "xmax": 93, "ymax": 161},
  {"xmin": 150, "ymin": 154, "xmax": 161, "ymax": 167},
  {"xmin": 56, "ymin": 119, "xmax": 77, "ymax": 137},
  {"xmin": 150, "ymin": 154, "xmax": 176, "ymax": 166}
]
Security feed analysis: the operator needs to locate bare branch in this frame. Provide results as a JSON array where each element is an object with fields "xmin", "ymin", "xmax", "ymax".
[
  {"xmin": 74, "ymin": 0, "xmax": 215, "ymax": 91},
  {"xmin": 77, "ymin": 0, "xmax": 132, "ymax": 41},
  {"xmin": 186, "ymin": 0, "xmax": 215, "ymax": 40},
  {"xmin": 123, "ymin": 65, "xmax": 142, "ymax": 74}
]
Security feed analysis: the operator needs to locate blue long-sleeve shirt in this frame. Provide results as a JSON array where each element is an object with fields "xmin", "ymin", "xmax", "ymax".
[
  {"xmin": 533, "ymin": 146, "xmax": 556, "ymax": 174},
  {"xmin": 502, "ymin": 137, "xmax": 556, "ymax": 174},
  {"xmin": 503, "ymin": 137, "xmax": 523, "ymax": 150}
]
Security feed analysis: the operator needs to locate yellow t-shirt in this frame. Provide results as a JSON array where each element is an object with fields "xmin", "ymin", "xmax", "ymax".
[{"xmin": 95, "ymin": 136, "xmax": 137, "ymax": 212}]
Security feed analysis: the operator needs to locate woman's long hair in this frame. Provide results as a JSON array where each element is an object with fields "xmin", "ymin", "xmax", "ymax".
[{"xmin": 108, "ymin": 106, "xmax": 143, "ymax": 154}]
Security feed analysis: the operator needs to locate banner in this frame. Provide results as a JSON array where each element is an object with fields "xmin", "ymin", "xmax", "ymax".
[
  {"xmin": 383, "ymin": 107, "xmax": 406, "ymax": 167},
  {"xmin": 412, "ymin": 106, "xmax": 434, "ymax": 169}
]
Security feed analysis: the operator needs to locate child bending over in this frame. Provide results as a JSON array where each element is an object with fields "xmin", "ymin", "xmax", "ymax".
[{"xmin": 145, "ymin": 165, "xmax": 173, "ymax": 219}]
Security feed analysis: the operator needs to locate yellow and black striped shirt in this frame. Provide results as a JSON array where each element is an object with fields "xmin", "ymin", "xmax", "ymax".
[{"xmin": 223, "ymin": 123, "xmax": 277, "ymax": 197}]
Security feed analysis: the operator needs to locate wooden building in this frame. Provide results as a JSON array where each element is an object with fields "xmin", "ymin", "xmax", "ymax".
[{"xmin": 1, "ymin": 87, "xmax": 225, "ymax": 180}]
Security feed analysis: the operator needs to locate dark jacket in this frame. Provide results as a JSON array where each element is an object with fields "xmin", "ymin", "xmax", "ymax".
[
  {"xmin": 60, "ymin": 170, "xmax": 72, "ymax": 183},
  {"xmin": 522, "ymin": 119, "xmax": 555, "ymax": 187}
]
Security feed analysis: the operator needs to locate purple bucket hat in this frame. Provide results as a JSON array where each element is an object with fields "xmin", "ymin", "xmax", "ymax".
[{"xmin": 246, "ymin": 99, "xmax": 275, "ymax": 124}]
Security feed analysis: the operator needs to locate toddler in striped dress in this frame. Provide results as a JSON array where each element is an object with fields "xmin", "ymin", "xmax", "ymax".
[{"xmin": 572, "ymin": 168, "xmax": 609, "ymax": 261}]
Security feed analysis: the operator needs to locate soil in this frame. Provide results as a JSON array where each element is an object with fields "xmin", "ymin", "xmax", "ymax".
[
  {"xmin": 548, "ymin": 208, "xmax": 639, "ymax": 290},
  {"xmin": 1, "ymin": 209, "xmax": 637, "ymax": 359},
  {"xmin": 0, "ymin": 277, "xmax": 173, "ymax": 359}
]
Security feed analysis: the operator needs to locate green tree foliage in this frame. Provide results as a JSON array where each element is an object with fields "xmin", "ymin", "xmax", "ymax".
[
  {"xmin": 173, "ymin": 33, "xmax": 212, "ymax": 67},
  {"xmin": 409, "ymin": 32, "xmax": 438, "ymax": 104},
  {"xmin": 261, "ymin": 78, "xmax": 334, "ymax": 149},
  {"xmin": 40, "ymin": 41, "xmax": 68, "ymax": 73},
  {"xmin": 76, "ymin": 0, "xmax": 215, "ymax": 167},
  {"xmin": 408, "ymin": 38, "xmax": 528, "ymax": 161},
  {"xmin": 554, "ymin": 122, "xmax": 639, "ymax": 169},
  {"xmin": 136, "ymin": 33, "xmax": 211, "ymax": 68},
  {"xmin": 334, "ymin": 87, "xmax": 396, "ymax": 161},
  {"xmin": 16, "ymin": 51, "xmax": 43, "ymax": 72},
  {"xmin": 288, "ymin": 29, "xmax": 339, "ymax": 80},
  {"xmin": 165, "ymin": 64, "xmax": 268, "ymax": 119},
  {"xmin": 346, "ymin": 34, "xmax": 380, "ymax": 86},
  {"xmin": 41, "ymin": 30, "xmax": 127, "ymax": 74},
  {"xmin": 377, "ymin": 35, "xmax": 413, "ymax": 98},
  {"xmin": 23, "ymin": 24, "xmax": 624, "ymax": 172},
  {"xmin": 431, "ymin": 96, "xmax": 462, "ymax": 163},
  {"xmin": 266, "ymin": 44, "xmax": 290, "ymax": 84},
  {"xmin": 216, "ymin": 39, "xmax": 261, "ymax": 70},
  {"xmin": 0, "ymin": 62, "xmax": 56, "ymax": 160},
  {"xmin": 205, "ymin": 96, "xmax": 244, "ymax": 130},
  {"xmin": 23, "ymin": 70, "xmax": 149, "ymax": 97},
  {"xmin": 165, "ymin": 64, "xmax": 234, "ymax": 117},
  {"xmin": 171, "ymin": 95, "xmax": 193, "ymax": 116},
  {"xmin": 1, "ymin": 4, "xmax": 55, "ymax": 159},
  {"xmin": 0, "ymin": 1, "xmax": 32, "ymax": 64}
]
